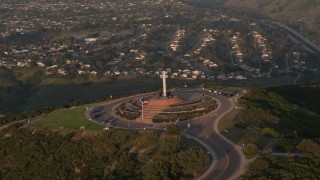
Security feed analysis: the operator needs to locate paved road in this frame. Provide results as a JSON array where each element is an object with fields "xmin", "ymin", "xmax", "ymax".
[
  {"xmin": 182, "ymin": 92, "xmax": 246, "ymax": 180},
  {"xmin": 86, "ymin": 90, "xmax": 244, "ymax": 180}
]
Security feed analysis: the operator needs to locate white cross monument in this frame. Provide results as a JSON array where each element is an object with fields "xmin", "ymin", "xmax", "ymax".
[{"xmin": 160, "ymin": 71, "xmax": 168, "ymax": 97}]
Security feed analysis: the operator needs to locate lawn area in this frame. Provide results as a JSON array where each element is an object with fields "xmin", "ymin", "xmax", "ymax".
[
  {"xmin": 217, "ymin": 105, "xmax": 248, "ymax": 146},
  {"xmin": 34, "ymin": 107, "xmax": 104, "ymax": 131},
  {"xmin": 221, "ymin": 126, "xmax": 247, "ymax": 145},
  {"xmin": 218, "ymin": 108, "xmax": 240, "ymax": 132}
]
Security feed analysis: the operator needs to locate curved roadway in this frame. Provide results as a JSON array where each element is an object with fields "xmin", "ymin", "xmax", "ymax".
[{"xmin": 85, "ymin": 90, "xmax": 245, "ymax": 180}]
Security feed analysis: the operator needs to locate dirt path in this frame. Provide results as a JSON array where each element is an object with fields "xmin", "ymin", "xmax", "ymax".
[
  {"xmin": 0, "ymin": 120, "xmax": 26, "ymax": 132},
  {"xmin": 293, "ymin": 73, "xmax": 301, "ymax": 85}
]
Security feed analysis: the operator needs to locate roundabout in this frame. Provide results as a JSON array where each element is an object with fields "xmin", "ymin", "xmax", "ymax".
[
  {"xmin": 85, "ymin": 71, "xmax": 246, "ymax": 180},
  {"xmin": 85, "ymin": 89, "xmax": 246, "ymax": 180},
  {"xmin": 114, "ymin": 90, "xmax": 217, "ymax": 124}
]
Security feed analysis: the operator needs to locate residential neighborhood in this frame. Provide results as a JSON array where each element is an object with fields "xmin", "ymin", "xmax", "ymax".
[{"xmin": 0, "ymin": 0, "xmax": 317, "ymax": 82}]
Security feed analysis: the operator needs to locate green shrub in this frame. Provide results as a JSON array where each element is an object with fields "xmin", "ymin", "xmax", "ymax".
[
  {"xmin": 176, "ymin": 147, "xmax": 211, "ymax": 174},
  {"xmin": 165, "ymin": 124, "xmax": 181, "ymax": 135},
  {"xmin": 243, "ymin": 143, "xmax": 259, "ymax": 158},
  {"xmin": 261, "ymin": 128, "xmax": 280, "ymax": 138},
  {"xmin": 297, "ymin": 139, "xmax": 320, "ymax": 157},
  {"xmin": 276, "ymin": 138, "xmax": 295, "ymax": 152},
  {"xmin": 160, "ymin": 137, "xmax": 183, "ymax": 155}
]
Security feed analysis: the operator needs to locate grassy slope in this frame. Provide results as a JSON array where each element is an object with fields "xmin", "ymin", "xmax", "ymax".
[{"xmin": 34, "ymin": 107, "xmax": 104, "ymax": 131}]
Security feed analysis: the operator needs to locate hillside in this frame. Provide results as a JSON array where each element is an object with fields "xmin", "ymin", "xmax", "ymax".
[
  {"xmin": 234, "ymin": 88, "xmax": 320, "ymax": 139},
  {"xmin": 269, "ymin": 84, "xmax": 320, "ymax": 115},
  {"xmin": 187, "ymin": 0, "xmax": 320, "ymax": 23},
  {"xmin": 220, "ymin": 86, "xmax": 320, "ymax": 178},
  {"xmin": 224, "ymin": 0, "xmax": 320, "ymax": 38},
  {"xmin": 224, "ymin": 0, "xmax": 320, "ymax": 22},
  {"xmin": 187, "ymin": 0, "xmax": 320, "ymax": 41},
  {"xmin": 0, "ymin": 124, "xmax": 210, "ymax": 179}
]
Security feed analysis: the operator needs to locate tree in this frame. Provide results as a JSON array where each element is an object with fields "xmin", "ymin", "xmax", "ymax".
[
  {"xmin": 276, "ymin": 138, "xmax": 294, "ymax": 152},
  {"xmin": 249, "ymin": 158, "xmax": 269, "ymax": 172},
  {"xmin": 160, "ymin": 137, "xmax": 183, "ymax": 155},
  {"xmin": 137, "ymin": 132, "xmax": 158, "ymax": 148},
  {"xmin": 95, "ymin": 60, "xmax": 104, "ymax": 69},
  {"xmin": 165, "ymin": 124, "xmax": 181, "ymax": 135},
  {"xmin": 297, "ymin": 139, "xmax": 320, "ymax": 157},
  {"xmin": 176, "ymin": 147, "xmax": 211, "ymax": 174},
  {"xmin": 243, "ymin": 143, "xmax": 259, "ymax": 158},
  {"xmin": 142, "ymin": 161, "xmax": 170, "ymax": 180},
  {"xmin": 261, "ymin": 128, "xmax": 280, "ymax": 138}
]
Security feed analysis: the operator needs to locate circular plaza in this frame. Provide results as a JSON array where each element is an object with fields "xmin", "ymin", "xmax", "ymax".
[
  {"xmin": 114, "ymin": 90, "xmax": 218, "ymax": 124},
  {"xmin": 111, "ymin": 71, "xmax": 218, "ymax": 124}
]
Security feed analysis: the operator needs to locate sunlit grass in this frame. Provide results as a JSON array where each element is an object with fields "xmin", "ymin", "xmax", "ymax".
[{"xmin": 35, "ymin": 107, "xmax": 104, "ymax": 131}]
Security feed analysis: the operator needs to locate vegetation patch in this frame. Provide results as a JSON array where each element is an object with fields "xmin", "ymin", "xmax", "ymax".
[
  {"xmin": 244, "ymin": 152, "xmax": 320, "ymax": 179},
  {"xmin": 234, "ymin": 88, "xmax": 320, "ymax": 139},
  {"xmin": 269, "ymin": 84, "xmax": 320, "ymax": 115},
  {"xmin": 0, "ymin": 125, "xmax": 211, "ymax": 179},
  {"xmin": 223, "ymin": 86, "xmax": 320, "ymax": 178}
]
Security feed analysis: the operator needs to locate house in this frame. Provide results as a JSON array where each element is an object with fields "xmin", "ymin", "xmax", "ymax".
[
  {"xmin": 84, "ymin": 38, "xmax": 97, "ymax": 43},
  {"xmin": 90, "ymin": 71, "xmax": 97, "ymax": 76},
  {"xmin": 78, "ymin": 70, "xmax": 85, "ymax": 75},
  {"xmin": 46, "ymin": 65, "xmax": 58, "ymax": 70},
  {"xmin": 172, "ymin": 72, "xmax": 179, "ymax": 77},
  {"xmin": 17, "ymin": 61, "xmax": 28, "ymax": 67},
  {"xmin": 192, "ymin": 70, "xmax": 201, "ymax": 75},
  {"xmin": 235, "ymin": 75, "xmax": 247, "ymax": 80},
  {"xmin": 82, "ymin": 64, "xmax": 91, "ymax": 68},
  {"xmin": 58, "ymin": 68, "xmax": 66, "ymax": 75},
  {"xmin": 36, "ymin": 61, "xmax": 45, "ymax": 67},
  {"xmin": 192, "ymin": 75, "xmax": 197, "ymax": 79},
  {"xmin": 181, "ymin": 73, "xmax": 188, "ymax": 78}
]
